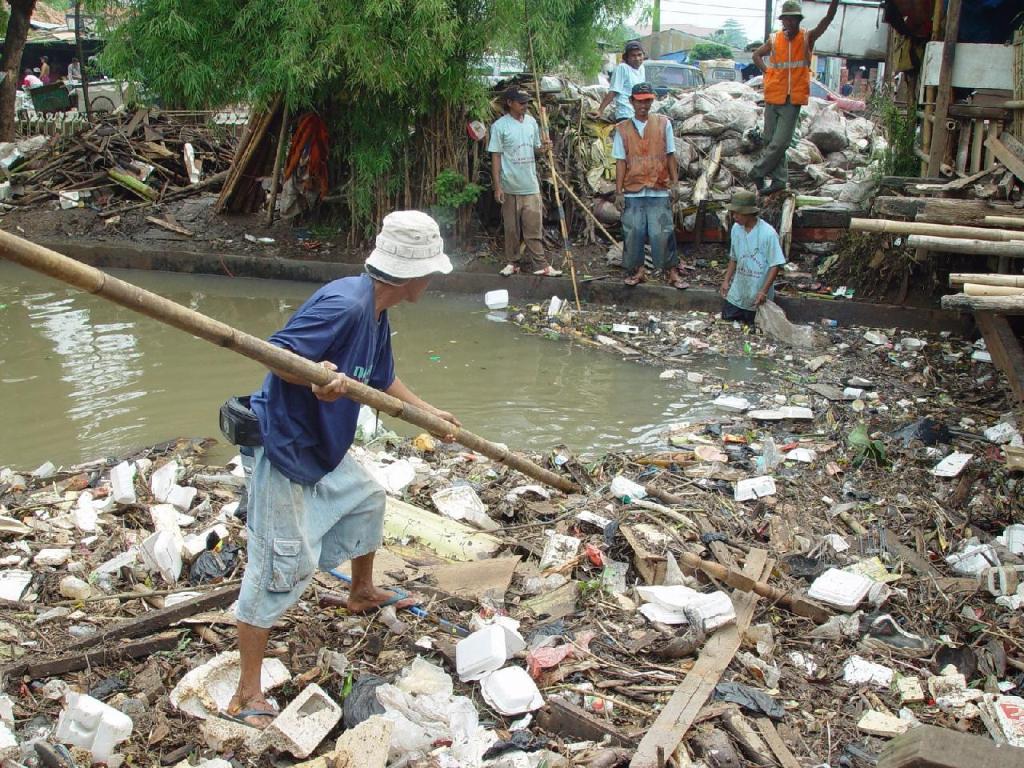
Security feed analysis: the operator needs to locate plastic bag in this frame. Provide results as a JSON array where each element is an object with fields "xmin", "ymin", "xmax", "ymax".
[
  {"xmin": 805, "ymin": 105, "xmax": 849, "ymax": 154},
  {"xmin": 755, "ymin": 300, "xmax": 825, "ymax": 351}
]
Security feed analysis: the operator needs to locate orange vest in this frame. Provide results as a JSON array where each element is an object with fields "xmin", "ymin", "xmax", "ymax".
[
  {"xmin": 764, "ymin": 29, "xmax": 810, "ymax": 106},
  {"xmin": 616, "ymin": 113, "xmax": 671, "ymax": 193}
]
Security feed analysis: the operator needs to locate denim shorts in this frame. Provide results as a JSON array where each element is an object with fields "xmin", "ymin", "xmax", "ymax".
[{"xmin": 235, "ymin": 447, "xmax": 385, "ymax": 628}]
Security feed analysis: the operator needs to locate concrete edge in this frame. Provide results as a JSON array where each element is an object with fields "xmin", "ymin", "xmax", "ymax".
[{"xmin": 40, "ymin": 239, "xmax": 976, "ymax": 336}]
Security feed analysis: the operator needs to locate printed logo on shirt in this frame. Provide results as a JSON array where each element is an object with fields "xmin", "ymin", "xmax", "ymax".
[{"xmin": 352, "ymin": 364, "xmax": 373, "ymax": 383}]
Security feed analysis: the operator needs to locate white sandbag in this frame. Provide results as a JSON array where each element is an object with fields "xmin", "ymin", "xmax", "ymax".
[
  {"xmin": 660, "ymin": 92, "xmax": 696, "ymax": 122},
  {"xmin": 710, "ymin": 167, "xmax": 735, "ymax": 191},
  {"xmin": 674, "ymin": 141, "xmax": 696, "ymax": 168},
  {"xmin": 705, "ymin": 80, "xmax": 759, "ymax": 102},
  {"xmin": 837, "ymin": 175, "xmax": 877, "ymax": 204},
  {"xmin": 789, "ymin": 139, "xmax": 824, "ymax": 166},
  {"xmin": 805, "ymin": 105, "xmax": 849, "ymax": 154},
  {"xmin": 721, "ymin": 153, "xmax": 755, "ymax": 179},
  {"xmin": 846, "ymin": 117, "xmax": 875, "ymax": 144},
  {"xmin": 682, "ymin": 99, "xmax": 759, "ymax": 137},
  {"xmin": 756, "ymin": 300, "xmax": 826, "ymax": 351}
]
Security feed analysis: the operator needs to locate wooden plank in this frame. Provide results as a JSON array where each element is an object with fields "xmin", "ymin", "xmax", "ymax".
[
  {"xmin": 927, "ymin": 0, "xmax": 963, "ymax": 175},
  {"xmin": 975, "ymin": 311, "xmax": 1024, "ymax": 402},
  {"xmin": 629, "ymin": 549, "xmax": 771, "ymax": 768},
  {"xmin": 721, "ymin": 708, "xmax": 774, "ymax": 766},
  {"xmin": 985, "ymin": 136, "xmax": 1024, "ymax": 182},
  {"xmin": 535, "ymin": 697, "xmax": 637, "ymax": 748},
  {"xmin": 755, "ymin": 718, "xmax": 802, "ymax": 768},
  {"xmin": 5, "ymin": 631, "xmax": 181, "ymax": 680},
  {"xmin": 878, "ymin": 724, "xmax": 1024, "ymax": 768},
  {"xmin": 66, "ymin": 583, "xmax": 241, "ymax": 652}
]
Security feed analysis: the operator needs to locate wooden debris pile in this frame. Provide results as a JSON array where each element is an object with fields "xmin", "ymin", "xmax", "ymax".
[{"xmin": 2, "ymin": 108, "xmax": 237, "ymax": 216}]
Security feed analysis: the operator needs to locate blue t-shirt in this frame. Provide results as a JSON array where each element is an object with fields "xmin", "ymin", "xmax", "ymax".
[
  {"xmin": 610, "ymin": 116, "xmax": 675, "ymax": 196},
  {"xmin": 609, "ymin": 62, "xmax": 646, "ymax": 120},
  {"xmin": 487, "ymin": 114, "xmax": 541, "ymax": 196},
  {"xmin": 250, "ymin": 274, "xmax": 396, "ymax": 485},
  {"xmin": 726, "ymin": 219, "xmax": 786, "ymax": 311}
]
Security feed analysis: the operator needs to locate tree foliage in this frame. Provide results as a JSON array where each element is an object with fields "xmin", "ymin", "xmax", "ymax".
[
  {"xmin": 710, "ymin": 18, "xmax": 746, "ymax": 49},
  {"xmin": 689, "ymin": 42, "xmax": 733, "ymax": 61},
  {"xmin": 100, "ymin": 0, "xmax": 635, "ymax": 234}
]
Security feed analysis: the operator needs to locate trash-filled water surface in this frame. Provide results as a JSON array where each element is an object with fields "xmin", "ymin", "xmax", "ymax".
[{"xmin": 0, "ymin": 261, "xmax": 771, "ymax": 469}]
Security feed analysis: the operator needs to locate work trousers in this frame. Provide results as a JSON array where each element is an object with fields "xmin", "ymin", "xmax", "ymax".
[
  {"xmin": 622, "ymin": 196, "xmax": 677, "ymax": 274},
  {"xmin": 501, "ymin": 192, "xmax": 546, "ymax": 268},
  {"xmin": 751, "ymin": 102, "xmax": 801, "ymax": 188}
]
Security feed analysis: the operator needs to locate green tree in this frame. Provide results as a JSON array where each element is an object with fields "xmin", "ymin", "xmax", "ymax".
[
  {"xmin": 689, "ymin": 42, "xmax": 733, "ymax": 61},
  {"xmin": 100, "ymin": 0, "xmax": 635, "ymax": 236},
  {"xmin": 710, "ymin": 18, "xmax": 746, "ymax": 49},
  {"xmin": 0, "ymin": 1, "xmax": 38, "ymax": 141}
]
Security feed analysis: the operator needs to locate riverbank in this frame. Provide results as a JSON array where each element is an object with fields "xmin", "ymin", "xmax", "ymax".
[{"xmin": 0, "ymin": 299, "xmax": 1021, "ymax": 766}]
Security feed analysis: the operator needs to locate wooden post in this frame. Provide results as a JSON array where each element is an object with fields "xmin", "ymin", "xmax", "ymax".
[
  {"xmin": 920, "ymin": 0, "xmax": 944, "ymax": 174},
  {"xmin": 955, "ymin": 122, "xmax": 970, "ymax": 175},
  {"xmin": 970, "ymin": 119, "xmax": 984, "ymax": 174},
  {"xmin": 984, "ymin": 120, "xmax": 1000, "ymax": 168},
  {"xmin": 927, "ymin": 0, "xmax": 962, "ymax": 176}
]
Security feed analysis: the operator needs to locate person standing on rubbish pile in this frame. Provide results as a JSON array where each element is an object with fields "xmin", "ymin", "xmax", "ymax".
[
  {"xmin": 226, "ymin": 210, "xmax": 460, "ymax": 728},
  {"xmin": 749, "ymin": 0, "xmax": 840, "ymax": 195},
  {"xmin": 719, "ymin": 190, "xmax": 786, "ymax": 323},
  {"xmin": 613, "ymin": 82, "xmax": 686, "ymax": 289},
  {"xmin": 489, "ymin": 86, "xmax": 561, "ymax": 277},
  {"xmin": 594, "ymin": 40, "xmax": 647, "ymax": 121}
]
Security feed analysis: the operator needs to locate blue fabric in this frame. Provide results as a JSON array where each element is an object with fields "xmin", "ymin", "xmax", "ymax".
[
  {"xmin": 250, "ymin": 274, "xmax": 395, "ymax": 485},
  {"xmin": 609, "ymin": 62, "xmax": 646, "ymax": 120},
  {"xmin": 726, "ymin": 219, "xmax": 786, "ymax": 311},
  {"xmin": 622, "ymin": 197, "xmax": 676, "ymax": 272},
  {"xmin": 612, "ymin": 117, "xmax": 675, "ymax": 198},
  {"xmin": 487, "ymin": 114, "xmax": 541, "ymax": 195}
]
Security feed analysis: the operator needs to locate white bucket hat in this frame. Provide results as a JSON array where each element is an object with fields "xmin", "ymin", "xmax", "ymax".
[{"xmin": 365, "ymin": 210, "xmax": 453, "ymax": 280}]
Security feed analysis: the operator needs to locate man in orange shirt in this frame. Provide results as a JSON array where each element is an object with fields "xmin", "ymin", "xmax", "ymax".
[{"xmin": 750, "ymin": 0, "xmax": 839, "ymax": 195}]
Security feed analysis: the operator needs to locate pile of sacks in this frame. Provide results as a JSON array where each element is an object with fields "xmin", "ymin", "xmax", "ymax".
[{"xmin": 571, "ymin": 80, "xmax": 883, "ymax": 217}]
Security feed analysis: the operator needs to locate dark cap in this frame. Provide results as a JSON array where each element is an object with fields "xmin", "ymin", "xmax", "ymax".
[
  {"xmin": 502, "ymin": 86, "xmax": 531, "ymax": 104},
  {"xmin": 630, "ymin": 82, "xmax": 656, "ymax": 100},
  {"xmin": 624, "ymin": 40, "xmax": 644, "ymax": 54}
]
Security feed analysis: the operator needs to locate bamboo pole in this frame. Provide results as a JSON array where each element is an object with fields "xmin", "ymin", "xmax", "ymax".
[
  {"xmin": 264, "ymin": 101, "xmax": 290, "ymax": 227},
  {"xmin": 950, "ymin": 273, "xmax": 1024, "ymax": 288},
  {"xmin": 0, "ymin": 231, "xmax": 579, "ymax": 494},
  {"xmin": 942, "ymin": 293, "xmax": 1024, "ymax": 312},
  {"xmin": 675, "ymin": 551, "xmax": 829, "ymax": 623},
  {"xmin": 552, "ymin": 168, "xmax": 619, "ymax": 246},
  {"xmin": 779, "ymin": 195, "xmax": 796, "ymax": 258},
  {"xmin": 986, "ymin": 215, "xmax": 1024, "ymax": 229},
  {"xmin": 970, "ymin": 119, "xmax": 984, "ymax": 174},
  {"xmin": 526, "ymin": 31, "xmax": 582, "ymax": 311},
  {"xmin": 906, "ymin": 234, "xmax": 1024, "ymax": 257},
  {"xmin": 955, "ymin": 121, "xmax": 970, "ymax": 175},
  {"xmin": 852, "ymin": 218, "xmax": 1024, "ymax": 242},
  {"xmin": 964, "ymin": 283, "xmax": 1024, "ymax": 297}
]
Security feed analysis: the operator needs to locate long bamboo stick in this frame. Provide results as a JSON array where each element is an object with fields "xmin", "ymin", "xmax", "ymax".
[
  {"xmin": 949, "ymin": 273, "xmax": 1024, "ymax": 288},
  {"xmin": 906, "ymin": 234, "xmax": 1024, "ymax": 257},
  {"xmin": 852, "ymin": 218, "xmax": 1024, "ymax": 242},
  {"xmin": 526, "ymin": 29, "xmax": 582, "ymax": 311},
  {"xmin": 964, "ymin": 283, "xmax": 1024, "ymax": 297},
  {"xmin": 985, "ymin": 215, "xmax": 1024, "ymax": 229},
  {"xmin": 0, "ymin": 231, "xmax": 579, "ymax": 494},
  {"xmin": 552, "ymin": 168, "xmax": 619, "ymax": 246},
  {"xmin": 264, "ymin": 101, "xmax": 290, "ymax": 227}
]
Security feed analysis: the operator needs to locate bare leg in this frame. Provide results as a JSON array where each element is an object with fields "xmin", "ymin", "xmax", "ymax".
[
  {"xmin": 227, "ymin": 621, "xmax": 275, "ymax": 727},
  {"xmin": 346, "ymin": 550, "xmax": 417, "ymax": 613}
]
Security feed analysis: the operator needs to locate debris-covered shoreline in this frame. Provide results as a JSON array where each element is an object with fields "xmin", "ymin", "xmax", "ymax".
[{"xmin": 0, "ymin": 307, "xmax": 1022, "ymax": 768}]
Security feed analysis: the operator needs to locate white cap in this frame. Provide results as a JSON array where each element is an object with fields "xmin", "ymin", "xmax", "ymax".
[{"xmin": 365, "ymin": 210, "xmax": 453, "ymax": 280}]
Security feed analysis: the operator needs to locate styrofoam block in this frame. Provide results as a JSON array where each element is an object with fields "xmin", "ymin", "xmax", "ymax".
[
  {"xmin": 807, "ymin": 567, "xmax": 872, "ymax": 611},
  {"xmin": 110, "ymin": 461, "xmax": 136, "ymax": 505},
  {"xmin": 170, "ymin": 651, "xmax": 291, "ymax": 720},
  {"xmin": 262, "ymin": 683, "xmax": 342, "ymax": 758},
  {"xmin": 55, "ymin": 692, "xmax": 133, "ymax": 764}
]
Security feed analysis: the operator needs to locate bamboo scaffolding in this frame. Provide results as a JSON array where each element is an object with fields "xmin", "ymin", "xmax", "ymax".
[
  {"xmin": 950, "ymin": 273, "xmax": 1024, "ymax": 288},
  {"xmin": 0, "ymin": 231, "xmax": 579, "ymax": 494},
  {"xmin": 986, "ymin": 215, "xmax": 1024, "ymax": 229},
  {"xmin": 964, "ymin": 283, "xmax": 1024, "ymax": 297}
]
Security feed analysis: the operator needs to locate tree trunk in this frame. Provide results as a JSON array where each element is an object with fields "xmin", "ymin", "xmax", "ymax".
[
  {"xmin": 75, "ymin": 0, "xmax": 90, "ymax": 120},
  {"xmin": 0, "ymin": 0, "xmax": 38, "ymax": 142}
]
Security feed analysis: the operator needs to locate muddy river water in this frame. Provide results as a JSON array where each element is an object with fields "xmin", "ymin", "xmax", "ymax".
[{"xmin": 0, "ymin": 262, "xmax": 770, "ymax": 469}]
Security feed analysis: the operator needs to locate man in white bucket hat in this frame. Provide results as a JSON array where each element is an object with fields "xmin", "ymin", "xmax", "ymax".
[{"xmin": 227, "ymin": 210, "xmax": 459, "ymax": 727}]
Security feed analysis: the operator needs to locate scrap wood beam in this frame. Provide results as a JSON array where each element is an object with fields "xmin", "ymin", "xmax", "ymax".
[
  {"xmin": 629, "ymin": 549, "xmax": 772, "ymax": 768},
  {"xmin": 926, "ymin": 0, "xmax": 962, "ymax": 176},
  {"xmin": 975, "ymin": 311, "xmax": 1024, "ymax": 402},
  {"xmin": 3, "ymin": 632, "xmax": 182, "ymax": 681}
]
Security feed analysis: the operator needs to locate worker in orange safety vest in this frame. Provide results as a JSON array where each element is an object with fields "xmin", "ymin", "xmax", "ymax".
[{"xmin": 750, "ymin": 0, "xmax": 839, "ymax": 195}]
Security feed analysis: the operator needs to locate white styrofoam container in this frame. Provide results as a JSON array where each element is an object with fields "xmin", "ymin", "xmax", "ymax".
[
  {"xmin": 110, "ymin": 461, "xmax": 136, "ymax": 505},
  {"xmin": 484, "ymin": 289, "xmax": 509, "ymax": 310},
  {"xmin": 713, "ymin": 395, "xmax": 751, "ymax": 412},
  {"xmin": 55, "ymin": 692, "xmax": 133, "ymax": 764},
  {"xmin": 807, "ymin": 568, "xmax": 873, "ymax": 611},
  {"xmin": 734, "ymin": 476, "xmax": 777, "ymax": 502},
  {"xmin": 480, "ymin": 666, "xmax": 544, "ymax": 715},
  {"xmin": 456, "ymin": 625, "xmax": 508, "ymax": 682}
]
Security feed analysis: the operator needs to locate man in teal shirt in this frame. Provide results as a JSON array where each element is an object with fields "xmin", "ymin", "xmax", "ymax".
[
  {"xmin": 719, "ymin": 189, "xmax": 786, "ymax": 323},
  {"xmin": 488, "ymin": 87, "xmax": 559, "ymax": 276},
  {"xmin": 594, "ymin": 40, "xmax": 647, "ymax": 121}
]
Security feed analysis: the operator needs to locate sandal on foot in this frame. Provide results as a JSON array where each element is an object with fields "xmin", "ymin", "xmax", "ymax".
[
  {"xmin": 499, "ymin": 264, "xmax": 520, "ymax": 276},
  {"xmin": 666, "ymin": 273, "xmax": 689, "ymax": 290},
  {"xmin": 347, "ymin": 587, "xmax": 419, "ymax": 615},
  {"xmin": 533, "ymin": 265, "xmax": 563, "ymax": 277},
  {"xmin": 624, "ymin": 272, "xmax": 646, "ymax": 286},
  {"xmin": 223, "ymin": 706, "xmax": 279, "ymax": 729}
]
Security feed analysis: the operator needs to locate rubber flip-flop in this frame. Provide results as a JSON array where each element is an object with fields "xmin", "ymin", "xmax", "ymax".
[
  {"xmin": 499, "ymin": 264, "xmax": 520, "ymax": 276},
  {"xmin": 347, "ymin": 587, "xmax": 418, "ymax": 615},
  {"xmin": 624, "ymin": 272, "xmax": 646, "ymax": 286},
  {"xmin": 223, "ymin": 707, "xmax": 279, "ymax": 729},
  {"xmin": 533, "ymin": 266, "xmax": 563, "ymax": 277}
]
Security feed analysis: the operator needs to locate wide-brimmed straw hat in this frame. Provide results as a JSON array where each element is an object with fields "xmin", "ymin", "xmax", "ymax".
[
  {"xmin": 727, "ymin": 190, "xmax": 760, "ymax": 214},
  {"xmin": 365, "ymin": 210, "xmax": 453, "ymax": 279},
  {"xmin": 778, "ymin": 0, "xmax": 803, "ymax": 17}
]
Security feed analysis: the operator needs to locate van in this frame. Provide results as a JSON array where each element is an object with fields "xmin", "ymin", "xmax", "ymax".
[{"xmin": 643, "ymin": 60, "xmax": 705, "ymax": 96}]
